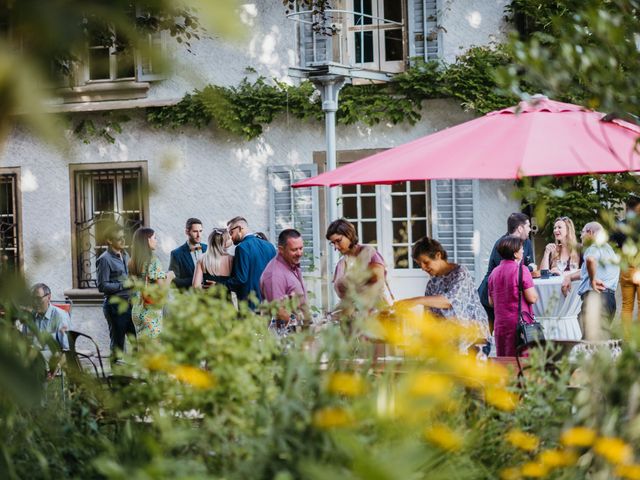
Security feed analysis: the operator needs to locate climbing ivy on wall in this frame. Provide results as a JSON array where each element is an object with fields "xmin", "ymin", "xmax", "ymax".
[{"xmin": 145, "ymin": 45, "xmax": 519, "ymax": 140}]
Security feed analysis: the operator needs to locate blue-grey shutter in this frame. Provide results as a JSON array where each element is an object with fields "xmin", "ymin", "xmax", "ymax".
[
  {"xmin": 407, "ymin": 0, "xmax": 439, "ymax": 62},
  {"xmin": 297, "ymin": 7, "xmax": 331, "ymax": 66},
  {"xmin": 431, "ymin": 179, "xmax": 479, "ymax": 279},
  {"xmin": 268, "ymin": 165, "xmax": 320, "ymax": 272},
  {"xmin": 136, "ymin": 31, "xmax": 166, "ymax": 82}
]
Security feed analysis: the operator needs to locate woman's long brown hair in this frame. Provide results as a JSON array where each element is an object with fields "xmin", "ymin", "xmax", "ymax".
[{"xmin": 128, "ymin": 227, "xmax": 154, "ymax": 277}]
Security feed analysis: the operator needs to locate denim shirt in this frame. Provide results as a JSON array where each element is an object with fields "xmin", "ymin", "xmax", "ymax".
[
  {"xmin": 23, "ymin": 304, "xmax": 71, "ymax": 350},
  {"xmin": 96, "ymin": 248, "xmax": 130, "ymax": 298}
]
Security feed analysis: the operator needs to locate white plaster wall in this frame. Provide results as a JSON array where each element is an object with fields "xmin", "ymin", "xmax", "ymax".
[
  {"xmin": 148, "ymin": 1, "xmax": 299, "ymax": 101},
  {"xmin": 439, "ymin": 0, "xmax": 512, "ymax": 63}
]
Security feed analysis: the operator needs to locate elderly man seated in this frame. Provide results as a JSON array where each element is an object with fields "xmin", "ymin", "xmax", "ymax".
[{"xmin": 22, "ymin": 283, "xmax": 71, "ymax": 351}]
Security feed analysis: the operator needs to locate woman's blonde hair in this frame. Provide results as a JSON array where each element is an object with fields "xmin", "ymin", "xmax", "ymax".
[
  {"xmin": 201, "ymin": 228, "xmax": 230, "ymax": 275},
  {"xmin": 551, "ymin": 216, "xmax": 580, "ymax": 266}
]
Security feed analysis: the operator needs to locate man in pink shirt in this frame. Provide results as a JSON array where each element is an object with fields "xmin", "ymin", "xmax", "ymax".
[{"xmin": 260, "ymin": 229, "xmax": 309, "ymax": 327}]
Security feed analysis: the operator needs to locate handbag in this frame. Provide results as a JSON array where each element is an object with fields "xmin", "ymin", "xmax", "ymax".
[{"xmin": 516, "ymin": 262, "xmax": 545, "ymax": 347}]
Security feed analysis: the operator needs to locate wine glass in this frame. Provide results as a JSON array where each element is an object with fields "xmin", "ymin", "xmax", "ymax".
[{"xmin": 556, "ymin": 259, "xmax": 567, "ymax": 272}]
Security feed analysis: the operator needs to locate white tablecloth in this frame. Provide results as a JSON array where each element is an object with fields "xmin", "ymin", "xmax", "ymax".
[{"xmin": 533, "ymin": 276, "xmax": 582, "ymax": 340}]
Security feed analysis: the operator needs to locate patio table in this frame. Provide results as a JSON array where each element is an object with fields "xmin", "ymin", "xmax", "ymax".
[{"xmin": 533, "ymin": 276, "xmax": 582, "ymax": 340}]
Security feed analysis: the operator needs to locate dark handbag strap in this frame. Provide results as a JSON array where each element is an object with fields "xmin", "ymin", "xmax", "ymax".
[{"xmin": 517, "ymin": 262, "xmax": 523, "ymax": 322}]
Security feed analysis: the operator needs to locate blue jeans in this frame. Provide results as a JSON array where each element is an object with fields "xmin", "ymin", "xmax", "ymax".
[
  {"xmin": 103, "ymin": 298, "xmax": 135, "ymax": 355},
  {"xmin": 579, "ymin": 289, "xmax": 616, "ymax": 337}
]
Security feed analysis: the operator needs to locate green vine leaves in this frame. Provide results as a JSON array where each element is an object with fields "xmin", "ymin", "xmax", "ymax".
[{"xmin": 146, "ymin": 46, "xmax": 517, "ymax": 140}]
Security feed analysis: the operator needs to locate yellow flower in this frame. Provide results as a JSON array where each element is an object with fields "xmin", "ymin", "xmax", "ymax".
[
  {"xmin": 446, "ymin": 355, "xmax": 509, "ymax": 389},
  {"xmin": 520, "ymin": 462, "xmax": 548, "ymax": 478},
  {"xmin": 560, "ymin": 427, "xmax": 597, "ymax": 447},
  {"xmin": 144, "ymin": 354, "xmax": 172, "ymax": 372},
  {"xmin": 616, "ymin": 464, "xmax": 640, "ymax": 480},
  {"xmin": 327, "ymin": 372, "xmax": 366, "ymax": 397},
  {"xmin": 537, "ymin": 448, "xmax": 578, "ymax": 468},
  {"xmin": 499, "ymin": 467, "xmax": 521, "ymax": 480},
  {"xmin": 312, "ymin": 407, "xmax": 353, "ymax": 429},
  {"xmin": 594, "ymin": 436, "xmax": 634, "ymax": 465},
  {"xmin": 171, "ymin": 365, "xmax": 216, "ymax": 389},
  {"xmin": 407, "ymin": 372, "xmax": 454, "ymax": 399},
  {"xmin": 423, "ymin": 424, "xmax": 463, "ymax": 451},
  {"xmin": 485, "ymin": 387, "xmax": 518, "ymax": 411},
  {"xmin": 505, "ymin": 429, "xmax": 540, "ymax": 452}
]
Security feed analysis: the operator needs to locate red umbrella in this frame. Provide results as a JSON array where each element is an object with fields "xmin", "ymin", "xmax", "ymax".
[{"xmin": 293, "ymin": 97, "xmax": 640, "ymax": 188}]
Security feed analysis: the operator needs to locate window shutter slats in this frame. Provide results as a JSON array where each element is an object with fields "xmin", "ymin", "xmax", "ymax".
[
  {"xmin": 268, "ymin": 165, "xmax": 319, "ymax": 271},
  {"xmin": 407, "ymin": 0, "xmax": 439, "ymax": 62},
  {"xmin": 431, "ymin": 179, "xmax": 476, "ymax": 277},
  {"xmin": 136, "ymin": 31, "xmax": 166, "ymax": 82},
  {"xmin": 298, "ymin": 9, "xmax": 331, "ymax": 66}
]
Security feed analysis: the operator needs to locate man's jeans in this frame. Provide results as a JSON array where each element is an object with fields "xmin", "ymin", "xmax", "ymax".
[
  {"xmin": 103, "ymin": 298, "xmax": 135, "ymax": 357},
  {"xmin": 579, "ymin": 289, "xmax": 616, "ymax": 338}
]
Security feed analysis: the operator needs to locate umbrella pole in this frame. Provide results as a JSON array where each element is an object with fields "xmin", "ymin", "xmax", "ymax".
[{"xmin": 312, "ymin": 75, "xmax": 346, "ymax": 308}]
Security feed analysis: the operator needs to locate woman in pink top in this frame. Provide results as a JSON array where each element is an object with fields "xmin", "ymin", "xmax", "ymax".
[
  {"xmin": 488, "ymin": 236, "xmax": 538, "ymax": 356},
  {"xmin": 326, "ymin": 219, "xmax": 387, "ymax": 308}
]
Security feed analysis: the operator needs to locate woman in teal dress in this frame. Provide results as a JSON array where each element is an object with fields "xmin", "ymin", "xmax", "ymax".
[{"xmin": 129, "ymin": 227, "xmax": 175, "ymax": 339}]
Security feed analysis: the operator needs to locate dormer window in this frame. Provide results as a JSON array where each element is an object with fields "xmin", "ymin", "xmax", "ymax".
[{"xmin": 348, "ymin": 0, "xmax": 405, "ymax": 72}]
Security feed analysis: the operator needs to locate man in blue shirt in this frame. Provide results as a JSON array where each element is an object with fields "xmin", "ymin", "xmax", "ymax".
[
  {"xmin": 97, "ymin": 224, "xmax": 135, "ymax": 362},
  {"xmin": 23, "ymin": 283, "xmax": 71, "ymax": 351},
  {"xmin": 216, "ymin": 216, "xmax": 276, "ymax": 309},
  {"xmin": 562, "ymin": 222, "xmax": 620, "ymax": 337}
]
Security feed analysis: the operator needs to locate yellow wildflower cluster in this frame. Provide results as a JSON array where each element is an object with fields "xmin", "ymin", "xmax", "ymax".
[
  {"xmin": 616, "ymin": 464, "xmax": 640, "ymax": 480},
  {"xmin": 143, "ymin": 354, "xmax": 216, "ymax": 390},
  {"xmin": 326, "ymin": 372, "xmax": 366, "ymax": 397},
  {"xmin": 505, "ymin": 429, "xmax": 540, "ymax": 452},
  {"xmin": 372, "ymin": 308, "xmax": 518, "ymax": 414},
  {"xmin": 593, "ymin": 436, "xmax": 634, "ymax": 465},
  {"xmin": 501, "ymin": 447, "xmax": 578, "ymax": 480},
  {"xmin": 423, "ymin": 424, "xmax": 464, "ymax": 451},
  {"xmin": 313, "ymin": 407, "xmax": 353, "ymax": 429},
  {"xmin": 506, "ymin": 426, "xmax": 638, "ymax": 478},
  {"xmin": 560, "ymin": 426, "xmax": 597, "ymax": 447}
]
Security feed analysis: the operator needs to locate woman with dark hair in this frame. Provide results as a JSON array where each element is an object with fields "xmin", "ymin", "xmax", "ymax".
[
  {"xmin": 325, "ymin": 218, "xmax": 387, "ymax": 305},
  {"xmin": 488, "ymin": 235, "xmax": 538, "ymax": 356},
  {"xmin": 395, "ymin": 237, "xmax": 489, "ymax": 343},
  {"xmin": 192, "ymin": 228, "xmax": 233, "ymax": 289},
  {"xmin": 129, "ymin": 227, "xmax": 175, "ymax": 339}
]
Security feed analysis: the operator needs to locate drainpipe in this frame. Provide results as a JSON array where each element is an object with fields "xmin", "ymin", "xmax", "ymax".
[{"xmin": 311, "ymin": 74, "xmax": 346, "ymax": 307}]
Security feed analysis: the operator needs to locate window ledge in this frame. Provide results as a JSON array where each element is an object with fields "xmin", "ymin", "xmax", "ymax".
[
  {"xmin": 63, "ymin": 288, "xmax": 104, "ymax": 306},
  {"xmin": 56, "ymin": 80, "xmax": 150, "ymax": 104}
]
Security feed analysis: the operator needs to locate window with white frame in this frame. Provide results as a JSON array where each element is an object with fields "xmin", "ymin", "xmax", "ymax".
[
  {"xmin": 339, "ymin": 181, "xmax": 430, "ymax": 270},
  {"xmin": 390, "ymin": 181, "xmax": 430, "ymax": 269},
  {"xmin": 71, "ymin": 165, "xmax": 147, "ymax": 288},
  {"xmin": 340, "ymin": 184, "xmax": 380, "ymax": 247},
  {"xmin": 86, "ymin": 28, "xmax": 136, "ymax": 83},
  {"xmin": 347, "ymin": 0, "xmax": 405, "ymax": 72}
]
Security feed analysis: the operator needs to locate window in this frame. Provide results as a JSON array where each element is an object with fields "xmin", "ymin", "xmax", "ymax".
[
  {"xmin": 348, "ymin": 0, "xmax": 405, "ymax": 72},
  {"xmin": 339, "ymin": 184, "xmax": 380, "ymax": 247},
  {"xmin": 339, "ymin": 181, "xmax": 430, "ymax": 270},
  {"xmin": 86, "ymin": 28, "xmax": 136, "ymax": 83},
  {"xmin": 70, "ymin": 163, "xmax": 148, "ymax": 288},
  {"xmin": 390, "ymin": 181, "xmax": 430, "ymax": 269},
  {"xmin": 0, "ymin": 170, "xmax": 21, "ymax": 273}
]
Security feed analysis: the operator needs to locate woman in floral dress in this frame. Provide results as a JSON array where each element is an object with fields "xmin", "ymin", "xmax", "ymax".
[
  {"xmin": 128, "ymin": 227, "xmax": 175, "ymax": 339},
  {"xmin": 395, "ymin": 236, "xmax": 490, "ymax": 349}
]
